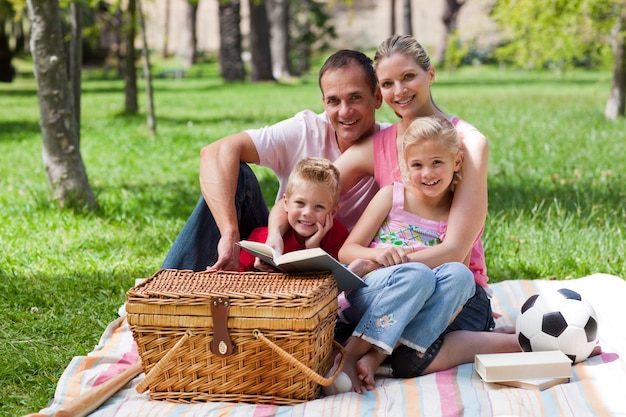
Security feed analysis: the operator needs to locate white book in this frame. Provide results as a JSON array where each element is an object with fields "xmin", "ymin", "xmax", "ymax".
[
  {"xmin": 237, "ymin": 240, "xmax": 367, "ymax": 292},
  {"xmin": 475, "ymin": 351, "xmax": 572, "ymax": 383},
  {"xmin": 496, "ymin": 376, "xmax": 570, "ymax": 391}
]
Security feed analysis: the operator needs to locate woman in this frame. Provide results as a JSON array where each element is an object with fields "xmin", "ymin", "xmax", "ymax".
[{"xmin": 332, "ymin": 35, "xmax": 519, "ymax": 390}]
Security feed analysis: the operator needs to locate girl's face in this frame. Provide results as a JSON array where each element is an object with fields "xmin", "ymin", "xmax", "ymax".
[
  {"xmin": 376, "ymin": 52, "xmax": 436, "ymax": 120},
  {"xmin": 404, "ymin": 139, "xmax": 462, "ymax": 198},
  {"xmin": 283, "ymin": 181, "xmax": 337, "ymax": 239}
]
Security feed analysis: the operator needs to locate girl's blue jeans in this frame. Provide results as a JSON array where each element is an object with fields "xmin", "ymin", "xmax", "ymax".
[
  {"xmin": 161, "ymin": 163, "xmax": 269, "ymax": 271},
  {"xmin": 343, "ymin": 262, "xmax": 476, "ymax": 354}
]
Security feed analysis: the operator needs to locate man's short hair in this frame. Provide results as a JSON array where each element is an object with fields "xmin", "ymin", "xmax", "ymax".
[{"xmin": 318, "ymin": 50, "xmax": 378, "ymax": 94}]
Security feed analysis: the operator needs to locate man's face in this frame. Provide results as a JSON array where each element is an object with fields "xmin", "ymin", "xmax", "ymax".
[{"xmin": 320, "ymin": 64, "xmax": 382, "ymax": 149}]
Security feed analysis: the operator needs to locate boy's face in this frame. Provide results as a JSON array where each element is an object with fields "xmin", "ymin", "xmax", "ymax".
[{"xmin": 283, "ymin": 181, "xmax": 337, "ymax": 238}]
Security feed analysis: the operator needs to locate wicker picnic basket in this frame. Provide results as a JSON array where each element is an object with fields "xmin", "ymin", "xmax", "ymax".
[{"xmin": 126, "ymin": 268, "xmax": 344, "ymax": 405}]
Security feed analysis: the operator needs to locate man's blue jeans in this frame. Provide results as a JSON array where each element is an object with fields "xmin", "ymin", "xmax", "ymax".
[{"xmin": 161, "ymin": 163, "xmax": 269, "ymax": 271}]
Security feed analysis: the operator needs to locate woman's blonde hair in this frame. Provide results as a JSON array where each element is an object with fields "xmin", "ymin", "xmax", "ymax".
[
  {"xmin": 286, "ymin": 157, "xmax": 341, "ymax": 206},
  {"xmin": 374, "ymin": 34, "xmax": 444, "ymax": 116},
  {"xmin": 374, "ymin": 34, "xmax": 432, "ymax": 73},
  {"xmin": 400, "ymin": 116, "xmax": 463, "ymax": 192}
]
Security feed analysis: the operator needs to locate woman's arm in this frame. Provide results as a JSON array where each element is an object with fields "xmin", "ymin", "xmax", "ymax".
[
  {"xmin": 333, "ymin": 136, "xmax": 375, "ymax": 196},
  {"xmin": 407, "ymin": 128, "xmax": 489, "ymax": 267}
]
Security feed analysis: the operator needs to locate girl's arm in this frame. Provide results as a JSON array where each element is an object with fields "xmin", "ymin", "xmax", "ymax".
[
  {"xmin": 407, "ymin": 128, "xmax": 489, "ymax": 267},
  {"xmin": 339, "ymin": 186, "xmax": 407, "ymax": 267}
]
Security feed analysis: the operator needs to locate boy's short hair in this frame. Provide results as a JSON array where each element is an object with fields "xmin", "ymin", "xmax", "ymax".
[{"xmin": 286, "ymin": 157, "xmax": 341, "ymax": 207}]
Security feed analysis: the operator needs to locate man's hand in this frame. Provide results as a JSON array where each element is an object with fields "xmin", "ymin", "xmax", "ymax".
[
  {"xmin": 305, "ymin": 213, "xmax": 334, "ymax": 249},
  {"xmin": 211, "ymin": 235, "xmax": 240, "ymax": 271}
]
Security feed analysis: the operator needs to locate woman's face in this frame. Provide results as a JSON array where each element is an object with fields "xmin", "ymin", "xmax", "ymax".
[{"xmin": 376, "ymin": 52, "xmax": 436, "ymax": 120}]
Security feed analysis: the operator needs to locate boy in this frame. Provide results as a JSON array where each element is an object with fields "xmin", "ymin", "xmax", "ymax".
[{"xmin": 240, "ymin": 157, "xmax": 348, "ymax": 271}]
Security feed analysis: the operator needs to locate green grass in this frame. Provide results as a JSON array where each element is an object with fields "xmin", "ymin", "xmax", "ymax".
[{"xmin": 1, "ymin": 60, "xmax": 625, "ymax": 416}]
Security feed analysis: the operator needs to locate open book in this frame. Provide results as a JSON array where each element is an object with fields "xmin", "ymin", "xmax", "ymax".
[{"xmin": 237, "ymin": 240, "xmax": 367, "ymax": 292}]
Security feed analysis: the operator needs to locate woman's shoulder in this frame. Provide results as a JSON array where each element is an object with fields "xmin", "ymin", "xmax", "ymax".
[{"xmin": 450, "ymin": 115, "xmax": 488, "ymax": 148}]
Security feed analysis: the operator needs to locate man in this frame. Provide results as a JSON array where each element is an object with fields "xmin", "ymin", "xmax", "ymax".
[{"xmin": 161, "ymin": 50, "xmax": 386, "ymax": 272}]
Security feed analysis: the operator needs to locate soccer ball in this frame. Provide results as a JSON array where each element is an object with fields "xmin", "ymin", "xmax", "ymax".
[{"xmin": 515, "ymin": 288, "xmax": 599, "ymax": 363}]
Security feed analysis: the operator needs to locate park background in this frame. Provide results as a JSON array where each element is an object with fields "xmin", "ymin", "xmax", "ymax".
[{"xmin": 1, "ymin": 0, "xmax": 625, "ymax": 416}]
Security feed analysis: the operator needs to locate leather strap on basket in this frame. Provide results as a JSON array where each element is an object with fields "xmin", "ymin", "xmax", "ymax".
[
  {"xmin": 253, "ymin": 329, "xmax": 347, "ymax": 387},
  {"xmin": 210, "ymin": 296, "xmax": 235, "ymax": 357}
]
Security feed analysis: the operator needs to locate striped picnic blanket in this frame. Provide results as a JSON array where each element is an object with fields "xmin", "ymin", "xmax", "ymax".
[{"xmin": 27, "ymin": 274, "xmax": 626, "ymax": 417}]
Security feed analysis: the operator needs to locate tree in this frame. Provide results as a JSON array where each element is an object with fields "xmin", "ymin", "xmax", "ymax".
[
  {"xmin": 218, "ymin": 0, "xmax": 245, "ymax": 81},
  {"xmin": 390, "ymin": 0, "xmax": 396, "ymax": 36},
  {"xmin": 69, "ymin": 1, "xmax": 82, "ymax": 140},
  {"xmin": 124, "ymin": 0, "xmax": 138, "ymax": 114},
  {"xmin": 434, "ymin": 0, "xmax": 466, "ymax": 65},
  {"xmin": 401, "ymin": 0, "xmax": 412, "ymax": 35},
  {"xmin": 25, "ymin": 0, "xmax": 97, "ymax": 210},
  {"xmin": 137, "ymin": 0, "xmax": 156, "ymax": 134},
  {"xmin": 162, "ymin": 0, "xmax": 170, "ymax": 58},
  {"xmin": 0, "ymin": 0, "xmax": 16, "ymax": 82},
  {"xmin": 266, "ymin": 0, "xmax": 290, "ymax": 80},
  {"xmin": 183, "ymin": 0, "xmax": 198, "ymax": 69},
  {"xmin": 490, "ymin": 0, "xmax": 625, "ymax": 119},
  {"xmin": 248, "ymin": 0, "xmax": 274, "ymax": 81},
  {"xmin": 605, "ymin": 3, "xmax": 626, "ymax": 119}
]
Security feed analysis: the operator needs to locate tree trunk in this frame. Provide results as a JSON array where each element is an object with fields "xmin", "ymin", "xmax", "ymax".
[
  {"xmin": 137, "ymin": 0, "xmax": 156, "ymax": 135},
  {"xmin": 248, "ymin": 0, "xmax": 274, "ymax": 82},
  {"xmin": 267, "ymin": 0, "xmax": 290, "ymax": 80},
  {"xmin": 162, "ymin": 0, "xmax": 170, "ymax": 58},
  {"xmin": 390, "ymin": 0, "xmax": 396, "ymax": 36},
  {"xmin": 218, "ymin": 0, "xmax": 245, "ymax": 81},
  {"xmin": 0, "ymin": 17, "xmax": 14, "ymax": 82},
  {"xmin": 605, "ymin": 3, "xmax": 626, "ymax": 120},
  {"xmin": 291, "ymin": 0, "xmax": 312, "ymax": 75},
  {"xmin": 25, "ymin": 0, "xmax": 97, "ymax": 210},
  {"xmin": 434, "ymin": 0, "xmax": 464, "ymax": 65},
  {"xmin": 124, "ymin": 0, "xmax": 138, "ymax": 114},
  {"xmin": 401, "ymin": 0, "xmax": 412, "ymax": 36},
  {"xmin": 183, "ymin": 0, "xmax": 198, "ymax": 69},
  {"xmin": 69, "ymin": 1, "xmax": 82, "ymax": 141}
]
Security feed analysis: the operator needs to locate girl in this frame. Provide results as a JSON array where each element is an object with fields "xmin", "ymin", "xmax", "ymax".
[{"xmin": 336, "ymin": 116, "xmax": 479, "ymax": 393}]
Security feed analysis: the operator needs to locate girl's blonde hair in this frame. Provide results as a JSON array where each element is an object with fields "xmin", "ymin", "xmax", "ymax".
[
  {"xmin": 286, "ymin": 157, "xmax": 341, "ymax": 206},
  {"xmin": 400, "ymin": 116, "xmax": 463, "ymax": 192}
]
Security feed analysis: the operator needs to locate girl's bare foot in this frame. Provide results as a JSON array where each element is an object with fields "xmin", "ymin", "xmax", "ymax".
[{"xmin": 355, "ymin": 349, "xmax": 387, "ymax": 392}]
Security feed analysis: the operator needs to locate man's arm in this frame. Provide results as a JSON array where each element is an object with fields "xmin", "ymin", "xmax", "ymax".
[{"xmin": 200, "ymin": 132, "xmax": 260, "ymax": 271}]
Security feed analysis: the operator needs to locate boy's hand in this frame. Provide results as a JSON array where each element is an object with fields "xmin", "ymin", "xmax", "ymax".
[
  {"xmin": 253, "ymin": 257, "xmax": 278, "ymax": 272},
  {"xmin": 305, "ymin": 213, "xmax": 333, "ymax": 249}
]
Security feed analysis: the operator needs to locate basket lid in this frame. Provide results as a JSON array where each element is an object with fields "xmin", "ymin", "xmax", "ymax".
[{"xmin": 125, "ymin": 269, "xmax": 337, "ymax": 328}]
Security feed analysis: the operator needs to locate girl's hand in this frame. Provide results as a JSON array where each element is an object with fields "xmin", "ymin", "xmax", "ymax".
[
  {"xmin": 375, "ymin": 246, "xmax": 409, "ymax": 267},
  {"xmin": 305, "ymin": 213, "xmax": 334, "ymax": 249}
]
